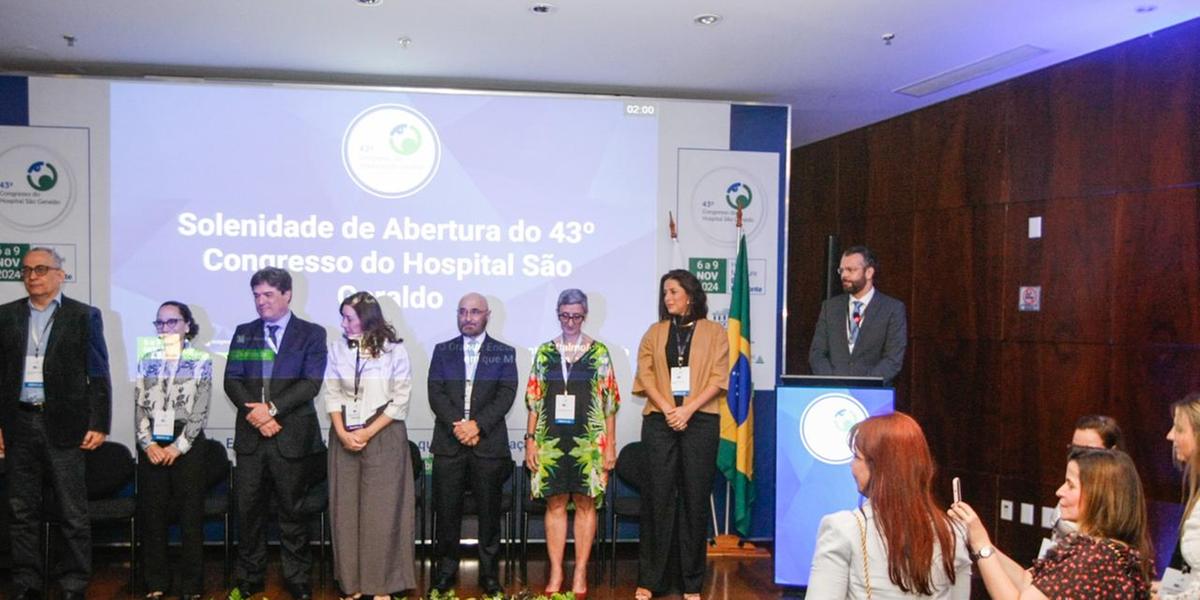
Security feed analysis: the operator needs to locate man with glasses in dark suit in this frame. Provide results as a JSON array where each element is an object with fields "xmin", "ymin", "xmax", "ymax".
[
  {"xmin": 809, "ymin": 245, "xmax": 908, "ymax": 386},
  {"xmin": 0, "ymin": 247, "xmax": 112, "ymax": 600},
  {"xmin": 427, "ymin": 292, "xmax": 518, "ymax": 598}
]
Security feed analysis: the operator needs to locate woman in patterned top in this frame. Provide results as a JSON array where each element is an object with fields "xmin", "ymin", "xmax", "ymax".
[
  {"xmin": 524, "ymin": 288, "xmax": 619, "ymax": 597},
  {"xmin": 950, "ymin": 447, "xmax": 1152, "ymax": 599},
  {"xmin": 134, "ymin": 300, "xmax": 212, "ymax": 600}
]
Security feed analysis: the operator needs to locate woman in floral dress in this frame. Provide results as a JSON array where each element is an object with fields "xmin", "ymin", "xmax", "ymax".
[{"xmin": 524, "ymin": 288, "xmax": 619, "ymax": 597}]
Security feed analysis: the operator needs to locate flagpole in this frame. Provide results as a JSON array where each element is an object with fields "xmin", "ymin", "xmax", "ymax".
[{"xmin": 708, "ymin": 204, "xmax": 769, "ymax": 558}]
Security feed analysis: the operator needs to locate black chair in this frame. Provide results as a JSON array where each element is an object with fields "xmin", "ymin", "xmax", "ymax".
[
  {"xmin": 45, "ymin": 441, "xmax": 138, "ymax": 593},
  {"xmin": 430, "ymin": 459, "xmax": 518, "ymax": 582},
  {"xmin": 518, "ymin": 466, "xmax": 605, "ymax": 584},
  {"xmin": 408, "ymin": 440, "xmax": 427, "ymax": 566},
  {"xmin": 607, "ymin": 441, "xmax": 646, "ymax": 584}
]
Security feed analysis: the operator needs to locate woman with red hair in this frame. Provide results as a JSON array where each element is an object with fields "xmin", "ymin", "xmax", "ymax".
[{"xmin": 808, "ymin": 412, "xmax": 970, "ymax": 599}]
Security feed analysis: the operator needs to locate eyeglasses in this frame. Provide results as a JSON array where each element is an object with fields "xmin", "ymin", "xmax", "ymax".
[
  {"xmin": 457, "ymin": 308, "xmax": 488, "ymax": 318},
  {"xmin": 835, "ymin": 267, "xmax": 863, "ymax": 276},
  {"xmin": 558, "ymin": 313, "xmax": 586, "ymax": 323},
  {"xmin": 20, "ymin": 265, "xmax": 61, "ymax": 278},
  {"xmin": 152, "ymin": 318, "xmax": 183, "ymax": 329}
]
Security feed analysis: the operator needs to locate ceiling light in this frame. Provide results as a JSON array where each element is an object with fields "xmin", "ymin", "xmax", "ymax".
[
  {"xmin": 356, "ymin": 0, "xmax": 382, "ymax": 5},
  {"xmin": 694, "ymin": 13, "xmax": 722, "ymax": 26},
  {"xmin": 397, "ymin": 36, "xmax": 412, "ymax": 49},
  {"xmin": 1135, "ymin": 4, "xmax": 1157, "ymax": 12},
  {"xmin": 530, "ymin": 3, "xmax": 556, "ymax": 14}
]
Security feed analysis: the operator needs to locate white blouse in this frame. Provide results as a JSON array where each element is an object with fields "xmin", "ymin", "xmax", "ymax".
[
  {"xmin": 323, "ymin": 338, "xmax": 412, "ymax": 421},
  {"xmin": 1163, "ymin": 504, "xmax": 1200, "ymax": 600}
]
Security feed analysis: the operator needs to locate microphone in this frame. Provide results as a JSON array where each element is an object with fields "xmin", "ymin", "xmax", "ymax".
[{"xmin": 345, "ymin": 336, "xmax": 360, "ymax": 349}]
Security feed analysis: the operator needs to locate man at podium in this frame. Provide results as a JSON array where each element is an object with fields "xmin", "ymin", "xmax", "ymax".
[{"xmin": 808, "ymin": 245, "xmax": 907, "ymax": 386}]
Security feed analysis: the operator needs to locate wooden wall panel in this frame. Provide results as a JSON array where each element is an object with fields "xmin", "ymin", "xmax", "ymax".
[
  {"xmin": 1112, "ymin": 188, "xmax": 1200, "ymax": 345},
  {"xmin": 911, "ymin": 100, "xmax": 968, "ymax": 211},
  {"xmin": 865, "ymin": 117, "xmax": 916, "ymax": 217},
  {"xmin": 1113, "ymin": 20, "xmax": 1200, "ymax": 191},
  {"xmin": 784, "ymin": 140, "xmax": 839, "ymax": 374},
  {"xmin": 1008, "ymin": 51, "xmax": 1117, "ymax": 202},
  {"xmin": 911, "ymin": 206, "xmax": 1006, "ymax": 341},
  {"xmin": 997, "ymin": 342, "xmax": 1112, "ymax": 483},
  {"xmin": 1109, "ymin": 346, "xmax": 1200, "ymax": 499},
  {"xmin": 834, "ymin": 129, "xmax": 869, "ymax": 243},
  {"xmin": 1002, "ymin": 197, "xmax": 1116, "ymax": 343},
  {"xmin": 908, "ymin": 339, "xmax": 1003, "ymax": 472}
]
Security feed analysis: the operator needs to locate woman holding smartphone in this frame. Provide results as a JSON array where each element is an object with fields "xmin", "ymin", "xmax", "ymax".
[
  {"xmin": 808, "ymin": 412, "xmax": 970, "ymax": 599},
  {"xmin": 949, "ymin": 446, "xmax": 1151, "ymax": 599}
]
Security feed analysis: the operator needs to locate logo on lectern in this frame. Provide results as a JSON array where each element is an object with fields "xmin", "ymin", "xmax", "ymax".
[{"xmin": 800, "ymin": 393, "xmax": 869, "ymax": 465}]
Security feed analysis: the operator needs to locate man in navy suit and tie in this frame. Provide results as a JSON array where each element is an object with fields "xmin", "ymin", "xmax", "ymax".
[
  {"xmin": 809, "ymin": 246, "xmax": 908, "ymax": 386},
  {"xmin": 428, "ymin": 292, "xmax": 518, "ymax": 597},
  {"xmin": 224, "ymin": 267, "xmax": 327, "ymax": 600}
]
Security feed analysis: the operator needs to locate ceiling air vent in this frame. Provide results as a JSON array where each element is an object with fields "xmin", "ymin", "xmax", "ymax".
[{"xmin": 894, "ymin": 44, "xmax": 1049, "ymax": 97}]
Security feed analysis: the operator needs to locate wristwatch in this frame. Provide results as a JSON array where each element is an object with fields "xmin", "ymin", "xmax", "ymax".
[
  {"xmin": 971, "ymin": 545, "xmax": 995, "ymax": 561},
  {"xmin": 524, "ymin": 433, "xmax": 536, "ymax": 441},
  {"xmin": 268, "ymin": 402, "xmax": 278, "ymax": 417}
]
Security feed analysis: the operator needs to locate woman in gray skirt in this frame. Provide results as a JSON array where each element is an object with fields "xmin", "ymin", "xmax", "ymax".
[{"xmin": 325, "ymin": 291, "xmax": 416, "ymax": 599}]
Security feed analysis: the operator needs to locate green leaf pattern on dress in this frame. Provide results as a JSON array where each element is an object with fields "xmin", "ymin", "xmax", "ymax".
[{"xmin": 523, "ymin": 340, "xmax": 620, "ymax": 507}]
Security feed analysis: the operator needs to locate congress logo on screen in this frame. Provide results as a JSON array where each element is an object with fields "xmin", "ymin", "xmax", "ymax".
[
  {"xmin": 342, "ymin": 104, "xmax": 441, "ymax": 198},
  {"xmin": 800, "ymin": 393, "xmax": 869, "ymax": 464}
]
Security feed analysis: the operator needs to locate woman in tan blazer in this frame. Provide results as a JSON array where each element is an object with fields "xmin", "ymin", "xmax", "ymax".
[{"xmin": 632, "ymin": 269, "xmax": 729, "ymax": 600}]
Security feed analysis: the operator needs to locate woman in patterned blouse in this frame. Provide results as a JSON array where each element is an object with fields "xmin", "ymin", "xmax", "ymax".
[
  {"xmin": 134, "ymin": 300, "xmax": 212, "ymax": 600},
  {"xmin": 949, "ymin": 447, "xmax": 1152, "ymax": 599},
  {"xmin": 523, "ymin": 288, "xmax": 619, "ymax": 597}
]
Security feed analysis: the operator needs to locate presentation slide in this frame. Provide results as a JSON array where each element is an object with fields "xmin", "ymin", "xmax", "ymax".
[{"xmin": 107, "ymin": 81, "xmax": 660, "ymax": 451}]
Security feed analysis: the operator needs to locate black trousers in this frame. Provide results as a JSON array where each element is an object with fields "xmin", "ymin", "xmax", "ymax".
[
  {"xmin": 432, "ymin": 452, "xmax": 509, "ymax": 581},
  {"xmin": 638, "ymin": 411, "xmax": 719, "ymax": 595},
  {"xmin": 6, "ymin": 409, "xmax": 91, "ymax": 594},
  {"xmin": 137, "ymin": 433, "xmax": 207, "ymax": 595},
  {"xmin": 234, "ymin": 439, "xmax": 314, "ymax": 588}
]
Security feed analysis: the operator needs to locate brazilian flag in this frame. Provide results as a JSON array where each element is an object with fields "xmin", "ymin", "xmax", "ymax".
[{"xmin": 719, "ymin": 232, "xmax": 755, "ymax": 537}]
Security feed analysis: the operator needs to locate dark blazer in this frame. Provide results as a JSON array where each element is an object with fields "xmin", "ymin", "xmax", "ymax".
[
  {"xmin": 0, "ymin": 295, "xmax": 112, "ymax": 447},
  {"xmin": 808, "ymin": 290, "xmax": 908, "ymax": 385},
  {"xmin": 223, "ymin": 314, "xmax": 327, "ymax": 458},
  {"xmin": 427, "ymin": 334, "xmax": 518, "ymax": 459}
]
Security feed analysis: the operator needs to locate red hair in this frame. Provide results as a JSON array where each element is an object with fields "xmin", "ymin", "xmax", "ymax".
[{"xmin": 851, "ymin": 412, "xmax": 957, "ymax": 594}]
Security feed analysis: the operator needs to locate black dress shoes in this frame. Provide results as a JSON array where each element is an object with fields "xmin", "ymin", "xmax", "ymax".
[
  {"xmin": 284, "ymin": 581, "xmax": 313, "ymax": 600},
  {"xmin": 432, "ymin": 573, "xmax": 458, "ymax": 593},
  {"xmin": 481, "ymin": 576, "xmax": 504, "ymax": 597},
  {"xmin": 230, "ymin": 581, "xmax": 264, "ymax": 599}
]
